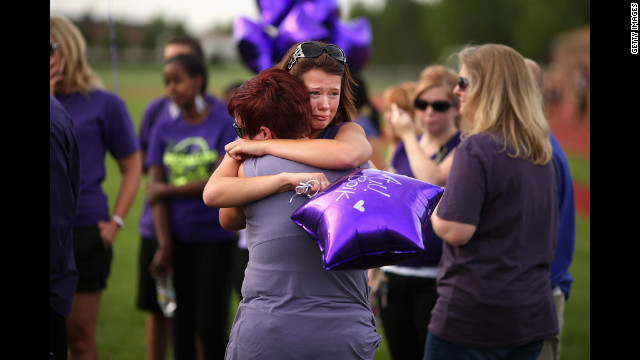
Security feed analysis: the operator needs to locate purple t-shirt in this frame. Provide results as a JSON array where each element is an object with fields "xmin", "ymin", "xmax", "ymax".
[
  {"xmin": 429, "ymin": 133, "xmax": 559, "ymax": 349},
  {"xmin": 137, "ymin": 94, "xmax": 228, "ymax": 238},
  {"xmin": 50, "ymin": 95, "xmax": 80, "ymax": 318},
  {"xmin": 56, "ymin": 89, "xmax": 139, "ymax": 227},
  {"xmin": 145, "ymin": 107, "xmax": 237, "ymax": 243}
]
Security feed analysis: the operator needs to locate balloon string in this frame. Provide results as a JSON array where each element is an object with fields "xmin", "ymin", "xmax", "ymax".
[
  {"xmin": 289, "ymin": 180, "xmax": 321, "ymax": 203},
  {"xmin": 107, "ymin": 0, "xmax": 119, "ymax": 93}
]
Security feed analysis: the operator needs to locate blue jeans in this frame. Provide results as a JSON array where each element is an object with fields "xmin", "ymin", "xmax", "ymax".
[{"xmin": 423, "ymin": 332, "xmax": 544, "ymax": 360}]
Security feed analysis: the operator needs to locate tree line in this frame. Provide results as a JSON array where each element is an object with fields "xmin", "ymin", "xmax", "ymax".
[
  {"xmin": 352, "ymin": 0, "xmax": 589, "ymax": 65},
  {"xmin": 67, "ymin": 0, "xmax": 589, "ymax": 66}
]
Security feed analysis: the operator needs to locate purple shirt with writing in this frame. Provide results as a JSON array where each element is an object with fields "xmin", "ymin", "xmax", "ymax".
[
  {"xmin": 137, "ymin": 94, "xmax": 227, "ymax": 238},
  {"xmin": 146, "ymin": 107, "xmax": 237, "ymax": 242}
]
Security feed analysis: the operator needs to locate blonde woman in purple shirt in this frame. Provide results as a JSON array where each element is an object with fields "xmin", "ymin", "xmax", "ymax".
[
  {"xmin": 50, "ymin": 14, "xmax": 142, "ymax": 360},
  {"xmin": 426, "ymin": 44, "xmax": 558, "ymax": 359}
]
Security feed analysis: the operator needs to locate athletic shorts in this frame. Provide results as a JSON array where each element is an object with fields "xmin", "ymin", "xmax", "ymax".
[
  {"xmin": 72, "ymin": 225, "xmax": 113, "ymax": 292},
  {"xmin": 136, "ymin": 236, "xmax": 163, "ymax": 314}
]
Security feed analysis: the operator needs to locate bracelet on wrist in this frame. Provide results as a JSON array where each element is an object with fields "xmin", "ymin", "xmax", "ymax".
[{"xmin": 111, "ymin": 214, "xmax": 124, "ymax": 228}]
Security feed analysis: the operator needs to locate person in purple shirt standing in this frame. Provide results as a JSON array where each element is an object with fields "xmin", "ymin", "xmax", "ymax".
[
  {"xmin": 525, "ymin": 58, "xmax": 576, "ymax": 360},
  {"xmin": 146, "ymin": 53, "xmax": 238, "ymax": 360},
  {"xmin": 51, "ymin": 14, "xmax": 142, "ymax": 360},
  {"xmin": 136, "ymin": 35, "xmax": 230, "ymax": 360},
  {"xmin": 426, "ymin": 44, "xmax": 559, "ymax": 359},
  {"xmin": 50, "ymin": 94, "xmax": 80, "ymax": 360}
]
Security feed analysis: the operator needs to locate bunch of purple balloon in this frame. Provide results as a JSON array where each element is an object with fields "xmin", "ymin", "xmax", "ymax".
[{"xmin": 233, "ymin": 0, "xmax": 372, "ymax": 74}]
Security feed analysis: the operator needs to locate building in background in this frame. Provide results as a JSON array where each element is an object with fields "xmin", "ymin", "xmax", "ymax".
[{"xmin": 544, "ymin": 26, "xmax": 590, "ymax": 157}]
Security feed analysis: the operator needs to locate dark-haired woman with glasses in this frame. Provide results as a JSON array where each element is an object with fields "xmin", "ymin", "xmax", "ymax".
[
  {"xmin": 372, "ymin": 65, "xmax": 461, "ymax": 360},
  {"xmin": 203, "ymin": 41, "xmax": 379, "ymax": 358},
  {"xmin": 216, "ymin": 67, "xmax": 380, "ymax": 360}
]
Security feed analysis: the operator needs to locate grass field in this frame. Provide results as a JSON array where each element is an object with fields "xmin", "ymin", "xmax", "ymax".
[{"xmin": 91, "ymin": 63, "xmax": 590, "ymax": 360}]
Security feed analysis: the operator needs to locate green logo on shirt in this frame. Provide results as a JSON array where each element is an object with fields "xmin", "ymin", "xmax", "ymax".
[{"xmin": 163, "ymin": 137, "xmax": 218, "ymax": 186}]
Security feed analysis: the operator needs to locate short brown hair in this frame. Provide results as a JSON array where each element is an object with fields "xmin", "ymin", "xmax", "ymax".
[{"xmin": 228, "ymin": 68, "xmax": 312, "ymax": 139}]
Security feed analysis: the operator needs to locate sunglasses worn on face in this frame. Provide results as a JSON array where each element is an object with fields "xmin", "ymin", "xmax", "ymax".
[
  {"xmin": 287, "ymin": 42, "xmax": 346, "ymax": 70},
  {"xmin": 458, "ymin": 76, "xmax": 469, "ymax": 90},
  {"xmin": 50, "ymin": 43, "xmax": 59, "ymax": 56},
  {"xmin": 233, "ymin": 123, "xmax": 245, "ymax": 138},
  {"xmin": 413, "ymin": 99, "xmax": 456, "ymax": 112}
]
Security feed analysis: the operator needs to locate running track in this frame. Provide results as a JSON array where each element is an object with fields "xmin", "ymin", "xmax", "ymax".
[{"xmin": 547, "ymin": 104, "xmax": 590, "ymax": 219}]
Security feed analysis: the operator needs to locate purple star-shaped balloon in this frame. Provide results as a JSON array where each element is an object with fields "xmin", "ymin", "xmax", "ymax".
[{"xmin": 291, "ymin": 169, "xmax": 444, "ymax": 270}]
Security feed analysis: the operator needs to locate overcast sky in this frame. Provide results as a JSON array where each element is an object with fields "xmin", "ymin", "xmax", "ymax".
[{"xmin": 50, "ymin": 0, "xmax": 385, "ymax": 34}]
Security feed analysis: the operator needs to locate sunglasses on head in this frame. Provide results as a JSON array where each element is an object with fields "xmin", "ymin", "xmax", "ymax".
[
  {"xmin": 413, "ymin": 99, "xmax": 457, "ymax": 112},
  {"xmin": 233, "ymin": 123, "xmax": 245, "ymax": 138},
  {"xmin": 287, "ymin": 42, "xmax": 346, "ymax": 70},
  {"xmin": 458, "ymin": 76, "xmax": 469, "ymax": 90},
  {"xmin": 50, "ymin": 42, "xmax": 59, "ymax": 56}
]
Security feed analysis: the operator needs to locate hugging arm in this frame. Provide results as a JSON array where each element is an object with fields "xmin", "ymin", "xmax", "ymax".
[
  {"xmin": 225, "ymin": 122, "xmax": 372, "ymax": 169},
  {"xmin": 219, "ymin": 207, "xmax": 247, "ymax": 231},
  {"xmin": 203, "ymin": 154, "xmax": 330, "ymax": 209},
  {"xmin": 203, "ymin": 122, "xmax": 372, "ymax": 229}
]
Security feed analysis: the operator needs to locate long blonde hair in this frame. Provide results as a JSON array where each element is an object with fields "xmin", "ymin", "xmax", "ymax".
[
  {"xmin": 458, "ymin": 44, "xmax": 551, "ymax": 165},
  {"xmin": 50, "ymin": 14, "xmax": 103, "ymax": 93}
]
